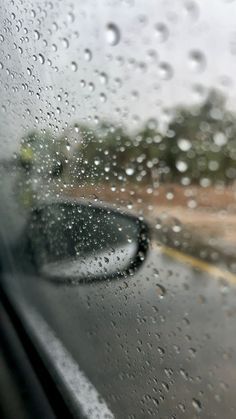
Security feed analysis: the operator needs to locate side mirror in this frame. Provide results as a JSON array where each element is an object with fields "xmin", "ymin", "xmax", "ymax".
[{"xmin": 24, "ymin": 201, "xmax": 149, "ymax": 283}]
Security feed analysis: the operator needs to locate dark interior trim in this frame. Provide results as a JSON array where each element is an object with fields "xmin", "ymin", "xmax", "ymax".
[{"xmin": 0, "ymin": 284, "xmax": 78, "ymax": 419}]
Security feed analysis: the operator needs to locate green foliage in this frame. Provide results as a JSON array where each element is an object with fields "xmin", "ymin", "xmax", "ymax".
[
  {"xmin": 19, "ymin": 129, "xmax": 68, "ymax": 177},
  {"xmin": 166, "ymin": 89, "xmax": 236, "ymax": 184},
  {"xmin": 17, "ymin": 88, "xmax": 236, "ymax": 186}
]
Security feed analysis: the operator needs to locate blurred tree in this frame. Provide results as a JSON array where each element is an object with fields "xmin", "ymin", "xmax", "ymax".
[
  {"xmin": 72, "ymin": 121, "xmax": 136, "ymax": 184},
  {"xmin": 17, "ymin": 129, "xmax": 69, "ymax": 207},
  {"xmin": 17, "ymin": 87, "xmax": 236, "ymax": 199},
  {"xmin": 19, "ymin": 129, "xmax": 68, "ymax": 178},
  {"xmin": 165, "ymin": 89, "xmax": 236, "ymax": 185},
  {"xmin": 70, "ymin": 91, "xmax": 236, "ymax": 187}
]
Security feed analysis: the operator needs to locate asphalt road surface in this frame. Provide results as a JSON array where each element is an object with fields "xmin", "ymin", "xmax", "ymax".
[{"xmin": 2, "ymin": 242, "xmax": 236, "ymax": 419}]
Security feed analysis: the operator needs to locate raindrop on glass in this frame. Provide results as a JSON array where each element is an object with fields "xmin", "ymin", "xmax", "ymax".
[
  {"xmin": 62, "ymin": 38, "xmax": 69, "ymax": 48},
  {"xmin": 125, "ymin": 167, "xmax": 134, "ymax": 176},
  {"xmin": 156, "ymin": 284, "xmax": 166, "ymax": 299},
  {"xmin": 176, "ymin": 160, "xmax": 188, "ymax": 172},
  {"xmin": 192, "ymin": 398, "xmax": 202, "ymax": 413},
  {"xmin": 188, "ymin": 50, "xmax": 206, "ymax": 72},
  {"xmin": 177, "ymin": 138, "xmax": 191, "ymax": 151},
  {"xmin": 106, "ymin": 23, "xmax": 120, "ymax": 46},
  {"xmin": 158, "ymin": 62, "xmax": 173, "ymax": 80},
  {"xmin": 100, "ymin": 92, "xmax": 107, "ymax": 102},
  {"xmin": 38, "ymin": 53, "xmax": 45, "ymax": 64},
  {"xmin": 100, "ymin": 72, "xmax": 108, "ymax": 84},
  {"xmin": 155, "ymin": 23, "xmax": 169, "ymax": 42},
  {"xmin": 84, "ymin": 48, "xmax": 92, "ymax": 61},
  {"xmin": 184, "ymin": 1, "xmax": 199, "ymax": 20},
  {"xmin": 71, "ymin": 61, "xmax": 78, "ymax": 72},
  {"xmin": 34, "ymin": 30, "xmax": 40, "ymax": 40}
]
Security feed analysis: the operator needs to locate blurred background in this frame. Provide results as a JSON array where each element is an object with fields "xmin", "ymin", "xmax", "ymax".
[{"xmin": 0, "ymin": 0, "xmax": 236, "ymax": 280}]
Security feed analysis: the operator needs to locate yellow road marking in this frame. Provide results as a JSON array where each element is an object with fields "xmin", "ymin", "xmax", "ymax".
[{"xmin": 154, "ymin": 243, "xmax": 236, "ymax": 286}]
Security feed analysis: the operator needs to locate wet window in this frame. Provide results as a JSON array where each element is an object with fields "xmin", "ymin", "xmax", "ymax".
[{"xmin": 0, "ymin": 0, "xmax": 236, "ymax": 418}]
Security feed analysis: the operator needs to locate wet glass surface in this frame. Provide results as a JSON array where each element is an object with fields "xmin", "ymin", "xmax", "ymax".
[{"xmin": 0, "ymin": 0, "xmax": 236, "ymax": 417}]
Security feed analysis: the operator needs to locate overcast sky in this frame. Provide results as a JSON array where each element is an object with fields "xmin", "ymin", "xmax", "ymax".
[{"xmin": 1, "ymin": 0, "xmax": 236, "ymax": 155}]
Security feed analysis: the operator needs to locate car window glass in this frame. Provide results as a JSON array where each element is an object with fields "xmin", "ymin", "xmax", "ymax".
[{"xmin": 0, "ymin": 0, "xmax": 236, "ymax": 418}]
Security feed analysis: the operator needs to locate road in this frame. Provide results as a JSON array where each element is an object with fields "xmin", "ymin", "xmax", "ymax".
[
  {"xmin": 2, "ymin": 242, "xmax": 236, "ymax": 418},
  {"xmin": 1, "ymin": 165, "xmax": 236, "ymax": 418}
]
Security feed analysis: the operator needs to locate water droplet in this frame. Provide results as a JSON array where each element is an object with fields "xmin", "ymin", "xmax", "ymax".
[
  {"xmin": 114, "ymin": 77, "xmax": 122, "ymax": 88},
  {"xmin": 177, "ymin": 138, "xmax": 191, "ymax": 151},
  {"xmin": 84, "ymin": 48, "xmax": 92, "ymax": 61},
  {"xmin": 157, "ymin": 346, "xmax": 165, "ymax": 355},
  {"xmin": 62, "ymin": 38, "xmax": 69, "ymax": 48},
  {"xmin": 71, "ymin": 61, "xmax": 78, "ymax": 72},
  {"xmin": 94, "ymin": 157, "xmax": 100, "ymax": 166},
  {"xmin": 176, "ymin": 160, "xmax": 188, "ymax": 172},
  {"xmin": 100, "ymin": 92, "xmax": 107, "ymax": 102},
  {"xmin": 106, "ymin": 23, "xmax": 120, "ymax": 46},
  {"xmin": 88, "ymin": 82, "xmax": 95, "ymax": 91},
  {"xmin": 147, "ymin": 118, "xmax": 158, "ymax": 130},
  {"xmin": 155, "ymin": 22, "xmax": 169, "ymax": 42},
  {"xmin": 99, "ymin": 72, "xmax": 108, "ymax": 84},
  {"xmin": 125, "ymin": 167, "xmax": 134, "ymax": 176},
  {"xmin": 152, "ymin": 397, "xmax": 159, "ymax": 406},
  {"xmin": 147, "ymin": 49, "xmax": 158, "ymax": 62},
  {"xmin": 188, "ymin": 50, "xmax": 206, "ymax": 72},
  {"xmin": 192, "ymin": 83, "xmax": 207, "ymax": 102},
  {"xmin": 38, "ymin": 53, "xmax": 45, "ymax": 64},
  {"xmin": 192, "ymin": 398, "xmax": 202, "ymax": 413},
  {"xmin": 52, "ymin": 22, "xmax": 58, "ymax": 32},
  {"xmin": 156, "ymin": 284, "xmax": 166, "ymax": 299},
  {"xmin": 180, "ymin": 368, "xmax": 189, "ymax": 380},
  {"xmin": 155, "ymin": 220, "xmax": 162, "ymax": 230},
  {"xmin": 213, "ymin": 132, "xmax": 227, "ymax": 147},
  {"xmin": 184, "ymin": 1, "xmax": 199, "ymax": 20},
  {"xmin": 172, "ymin": 220, "xmax": 182, "ymax": 233},
  {"xmin": 67, "ymin": 12, "xmax": 75, "ymax": 23},
  {"xmin": 131, "ymin": 90, "xmax": 139, "ymax": 101},
  {"xmin": 166, "ymin": 191, "xmax": 174, "ymax": 200},
  {"xmin": 34, "ymin": 30, "xmax": 40, "ymax": 40},
  {"xmin": 158, "ymin": 62, "xmax": 173, "ymax": 80}
]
